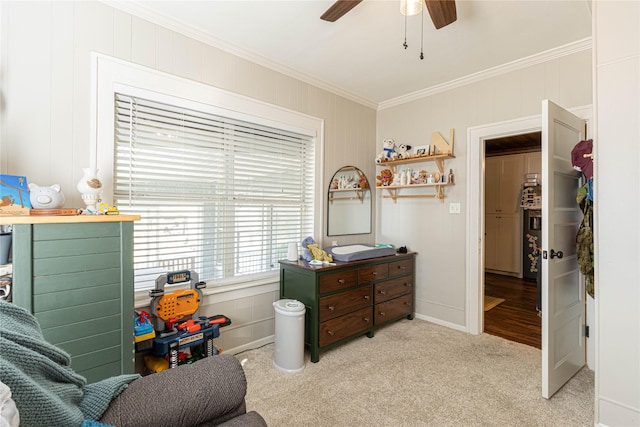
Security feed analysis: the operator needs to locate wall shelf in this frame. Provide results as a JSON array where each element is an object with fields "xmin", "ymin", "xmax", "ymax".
[
  {"xmin": 375, "ymin": 154, "xmax": 455, "ymax": 203},
  {"xmin": 328, "ymin": 188, "xmax": 367, "ymax": 204},
  {"xmin": 379, "ymin": 182, "xmax": 454, "ymax": 202}
]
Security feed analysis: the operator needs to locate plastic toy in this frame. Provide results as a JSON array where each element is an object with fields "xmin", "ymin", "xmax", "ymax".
[
  {"xmin": 134, "ymin": 310, "xmax": 156, "ymax": 343},
  {"xmin": 147, "ymin": 270, "xmax": 231, "ymax": 369},
  {"xmin": 144, "ymin": 354, "xmax": 169, "ymax": 374},
  {"xmin": 99, "ymin": 202, "xmax": 120, "ymax": 215}
]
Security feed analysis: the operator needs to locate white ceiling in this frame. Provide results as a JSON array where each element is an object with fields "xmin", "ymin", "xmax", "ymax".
[{"xmin": 117, "ymin": 0, "xmax": 592, "ymax": 107}]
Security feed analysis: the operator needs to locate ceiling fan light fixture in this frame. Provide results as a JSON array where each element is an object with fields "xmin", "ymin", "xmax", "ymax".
[{"xmin": 400, "ymin": 0, "xmax": 423, "ymax": 16}]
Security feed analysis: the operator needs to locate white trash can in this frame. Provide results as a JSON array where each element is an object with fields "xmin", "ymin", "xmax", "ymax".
[{"xmin": 273, "ymin": 299, "xmax": 306, "ymax": 373}]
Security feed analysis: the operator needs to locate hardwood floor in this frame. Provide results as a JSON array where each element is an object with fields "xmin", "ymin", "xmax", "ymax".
[{"xmin": 484, "ymin": 272, "xmax": 541, "ymax": 349}]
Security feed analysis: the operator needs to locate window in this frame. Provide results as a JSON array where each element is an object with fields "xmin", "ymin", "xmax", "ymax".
[{"xmin": 113, "ymin": 92, "xmax": 316, "ymax": 290}]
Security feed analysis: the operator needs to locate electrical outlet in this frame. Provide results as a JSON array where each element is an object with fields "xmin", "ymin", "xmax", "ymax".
[{"xmin": 449, "ymin": 202, "xmax": 461, "ymax": 214}]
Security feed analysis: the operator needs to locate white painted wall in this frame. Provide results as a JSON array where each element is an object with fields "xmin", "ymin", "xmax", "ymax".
[
  {"xmin": 593, "ymin": 1, "xmax": 640, "ymax": 425},
  {"xmin": 3, "ymin": 8, "xmax": 637, "ymax": 422},
  {"xmin": 0, "ymin": 1, "xmax": 376, "ymax": 353},
  {"xmin": 377, "ymin": 49, "xmax": 592, "ymax": 328}
]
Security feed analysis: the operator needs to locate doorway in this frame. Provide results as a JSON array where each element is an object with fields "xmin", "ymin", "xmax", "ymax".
[
  {"xmin": 483, "ymin": 133, "xmax": 542, "ymax": 348},
  {"xmin": 465, "ymin": 105, "xmax": 592, "ymax": 337}
]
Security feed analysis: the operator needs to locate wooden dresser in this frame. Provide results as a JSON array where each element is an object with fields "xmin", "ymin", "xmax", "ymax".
[
  {"xmin": 2, "ymin": 215, "xmax": 140, "ymax": 383},
  {"xmin": 279, "ymin": 252, "xmax": 415, "ymax": 362}
]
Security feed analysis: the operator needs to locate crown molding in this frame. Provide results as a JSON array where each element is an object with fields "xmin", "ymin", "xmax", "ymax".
[
  {"xmin": 104, "ymin": 2, "xmax": 591, "ymax": 113},
  {"xmin": 378, "ymin": 37, "xmax": 593, "ymax": 110},
  {"xmin": 102, "ymin": 0, "xmax": 378, "ymax": 110}
]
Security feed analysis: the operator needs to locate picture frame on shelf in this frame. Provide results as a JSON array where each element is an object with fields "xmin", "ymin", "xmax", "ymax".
[{"xmin": 413, "ymin": 145, "xmax": 430, "ymax": 157}]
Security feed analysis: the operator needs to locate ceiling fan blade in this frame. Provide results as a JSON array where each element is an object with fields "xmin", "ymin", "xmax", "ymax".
[
  {"xmin": 321, "ymin": 0, "xmax": 363, "ymax": 22},
  {"xmin": 425, "ymin": 0, "xmax": 457, "ymax": 29}
]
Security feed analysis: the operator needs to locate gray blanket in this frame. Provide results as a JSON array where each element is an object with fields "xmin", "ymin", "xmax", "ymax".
[{"xmin": 0, "ymin": 300, "xmax": 139, "ymax": 427}]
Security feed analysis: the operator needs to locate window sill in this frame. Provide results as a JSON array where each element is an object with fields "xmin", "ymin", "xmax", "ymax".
[{"xmin": 133, "ymin": 274, "xmax": 280, "ymax": 309}]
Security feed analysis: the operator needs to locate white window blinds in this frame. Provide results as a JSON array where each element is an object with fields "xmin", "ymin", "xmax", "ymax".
[{"xmin": 114, "ymin": 93, "xmax": 315, "ymax": 290}]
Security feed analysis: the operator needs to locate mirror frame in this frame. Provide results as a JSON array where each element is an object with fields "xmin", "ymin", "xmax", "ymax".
[{"xmin": 327, "ymin": 165, "xmax": 372, "ymax": 236}]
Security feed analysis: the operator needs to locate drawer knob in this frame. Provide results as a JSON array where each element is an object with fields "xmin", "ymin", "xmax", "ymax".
[
  {"xmin": 379, "ymin": 311, "xmax": 386, "ymax": 316},
  {"xmin": 364, "ymin": 295, "xmax": 370, "ymax": 300},
  {"xmin": 363, "ymin": 317, "xmax": 370, "ymax": 323},
  {"xmin": 405, "ymin": 282, "xmax": 412, "ymax": 287},
  {"xmin": 405, "ymin": 302, "xmax": 411, "ymax": 306},
  {"xmin": 328, "ymin": 305, "xmax": 335, "ymax": 311},
  {"xmin": 327, "ymin": 330, "xmax": 334, "ymax": 336},
  {"xmin": 338, "ymin": 279, "xmax": 345, "ymax": 284},
  {"xmin": 378, "ymin": 290, "xmax": 386, "ymax": 295},
  {"xmin": 397, "ymin": 265, "xmax": 406, "ymax": 270},
  {"xmin": 372, "ymin": 271, "xmax": 377, "ymax": 276}
]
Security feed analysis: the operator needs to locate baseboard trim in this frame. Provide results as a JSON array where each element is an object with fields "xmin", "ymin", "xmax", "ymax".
[
  {"xmin": 597, "ymin": 396, "xmax": 640, "ymax": 426},
  {"xmin": 414, "ymin": 313, "xmax": 468, "ymax": 333},
  {"xmin": 225, "ymin": 335, "xmax": 274, "ymax": 357}
]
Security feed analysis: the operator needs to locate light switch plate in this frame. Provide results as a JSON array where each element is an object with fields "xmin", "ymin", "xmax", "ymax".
[{"xmin": 449, "ymin": 202, "xmax": 461, "ymax": 214}]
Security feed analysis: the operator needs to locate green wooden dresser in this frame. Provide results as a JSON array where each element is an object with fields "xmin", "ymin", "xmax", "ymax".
[
  {"xmin": 2, "ymin": 215, "xmax": 139, "ymax": 383},
  {"xmin": 279, "ymin": 252, "xmax": 415, "ymax": 363}
]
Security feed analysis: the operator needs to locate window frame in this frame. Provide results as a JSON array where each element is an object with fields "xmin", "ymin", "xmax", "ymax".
[{"xmin": 91, "ymin": 53, "xmax": 324, "ymax": 295}]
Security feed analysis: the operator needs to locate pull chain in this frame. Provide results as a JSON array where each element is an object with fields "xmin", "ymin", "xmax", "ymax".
[
  {"xmin": 420, "ymin": 7, "xmax": 424, "ymax": 60},
  {"xmin": 403, "ymin": 13, "xmax": 408, "ymax": 49}
]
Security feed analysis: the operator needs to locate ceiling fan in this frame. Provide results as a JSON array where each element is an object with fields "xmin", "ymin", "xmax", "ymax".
[{"xmin": 321, "ymin": 0, "xmax": 457, "ymax": 29}]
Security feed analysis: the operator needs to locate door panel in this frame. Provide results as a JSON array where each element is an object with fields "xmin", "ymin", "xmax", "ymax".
[
  {"xmin": 501, "ymin": 156, "xmax": 526, "ymax": 214},
  {"xmin": 485, "ymin": 157, "xmax": 500, "ymax": 213},
  {"xmin": 541, "ymin": 99, "xmax": 586, "ymax": 399},
  {"xmin": 499, "ymin": 214, "xmax": 521, "ymax": 273}
]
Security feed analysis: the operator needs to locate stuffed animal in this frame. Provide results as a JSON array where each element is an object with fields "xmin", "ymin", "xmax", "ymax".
[
  {"xmin": 338, "ymin": 175, "xmax": 354, "ymax": 189},
  {"xmin": 28, "ymin": 183, "xmax": 65, "ymax": 209},
  {"xmin": 375, "ymin": 139, "xmax": 397, "ymax": 164},
  {"xmin": 301, "ymin": 236, "xmax": 315, "ymax": 261},
  {"xmin": 307, "ymin": 243, "xmax": 333, "ymax": 262},
  {"xmin": 396, "ymin": 144, "xmax": 412, "ymax": 159},
  {"xmin": 300, "ymin": 236, "xmax": 333, "ymax": 262},
  {"xmin": 376, "ymin": 169, "xmax": 394, "ymax": 186}
]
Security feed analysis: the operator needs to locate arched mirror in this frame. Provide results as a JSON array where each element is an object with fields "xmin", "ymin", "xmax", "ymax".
[{"xmin": 327, "ymin": 166, "xmax": 371, "ymax": 236}]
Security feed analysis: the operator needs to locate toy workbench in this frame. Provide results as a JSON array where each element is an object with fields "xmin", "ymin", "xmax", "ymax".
[{"xmin": 144, "ymin": 270, "xmax": 231, "ymax": 370}]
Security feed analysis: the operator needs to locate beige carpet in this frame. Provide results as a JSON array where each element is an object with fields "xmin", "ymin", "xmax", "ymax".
[
  {"xmin": 484, "ymin": 296, "xmax": 506, "ymax": 311},
  {"xmin": 237, "ymin": 319, "xmax": 594, "ymax": 427}
]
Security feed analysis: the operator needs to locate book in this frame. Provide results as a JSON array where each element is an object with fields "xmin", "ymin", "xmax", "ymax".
[{"xmin": 0, "ymin": 174, "xmax": 32, "ymax": 215}]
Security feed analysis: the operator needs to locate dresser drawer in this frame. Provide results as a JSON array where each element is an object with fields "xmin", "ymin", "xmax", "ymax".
[
  {"xmin": 319, "ymin": 307, "xmax": 372, "ymax": 347},
  {"xmin": 319, "ymin": 285, "xmax": 372, "ymax": 322},
  {"xmin": 374, "ymin": 276, "xmax": 413, "ymax": 304},
  {"xmin": 374, "ymin": 294, "xmax": 412, "ymax": 324},
  {"xmin": 389, "ymin": 258, "xmax": 413, "ymax": 277},
  {"xmin": 319, "ymin": 269, "xmax": 358, "ymax": 294},
  {"xmin": 358, "ymin": 263, "xmax": 388, "ymax": 283}
]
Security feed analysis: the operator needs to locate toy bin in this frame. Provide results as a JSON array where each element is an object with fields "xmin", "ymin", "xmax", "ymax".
[{"xmin": 273, "ymin": 299, "xmax": 306, "ymax": 373}]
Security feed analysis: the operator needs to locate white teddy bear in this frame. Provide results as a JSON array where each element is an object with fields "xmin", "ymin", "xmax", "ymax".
[{"xmin": 375, "ymin": 139, "xmax": 397, "ymax": 164}]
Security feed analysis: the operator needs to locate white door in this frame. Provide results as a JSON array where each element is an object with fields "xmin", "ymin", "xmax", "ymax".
[{"xmin": 541, "ymin": 99, "xmax": 586, "ymax": 399}]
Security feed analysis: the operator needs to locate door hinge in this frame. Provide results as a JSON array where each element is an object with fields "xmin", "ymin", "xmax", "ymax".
[{"xmin": 584, "ymin": 325, "xmax": 590, "ymax": 338}]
